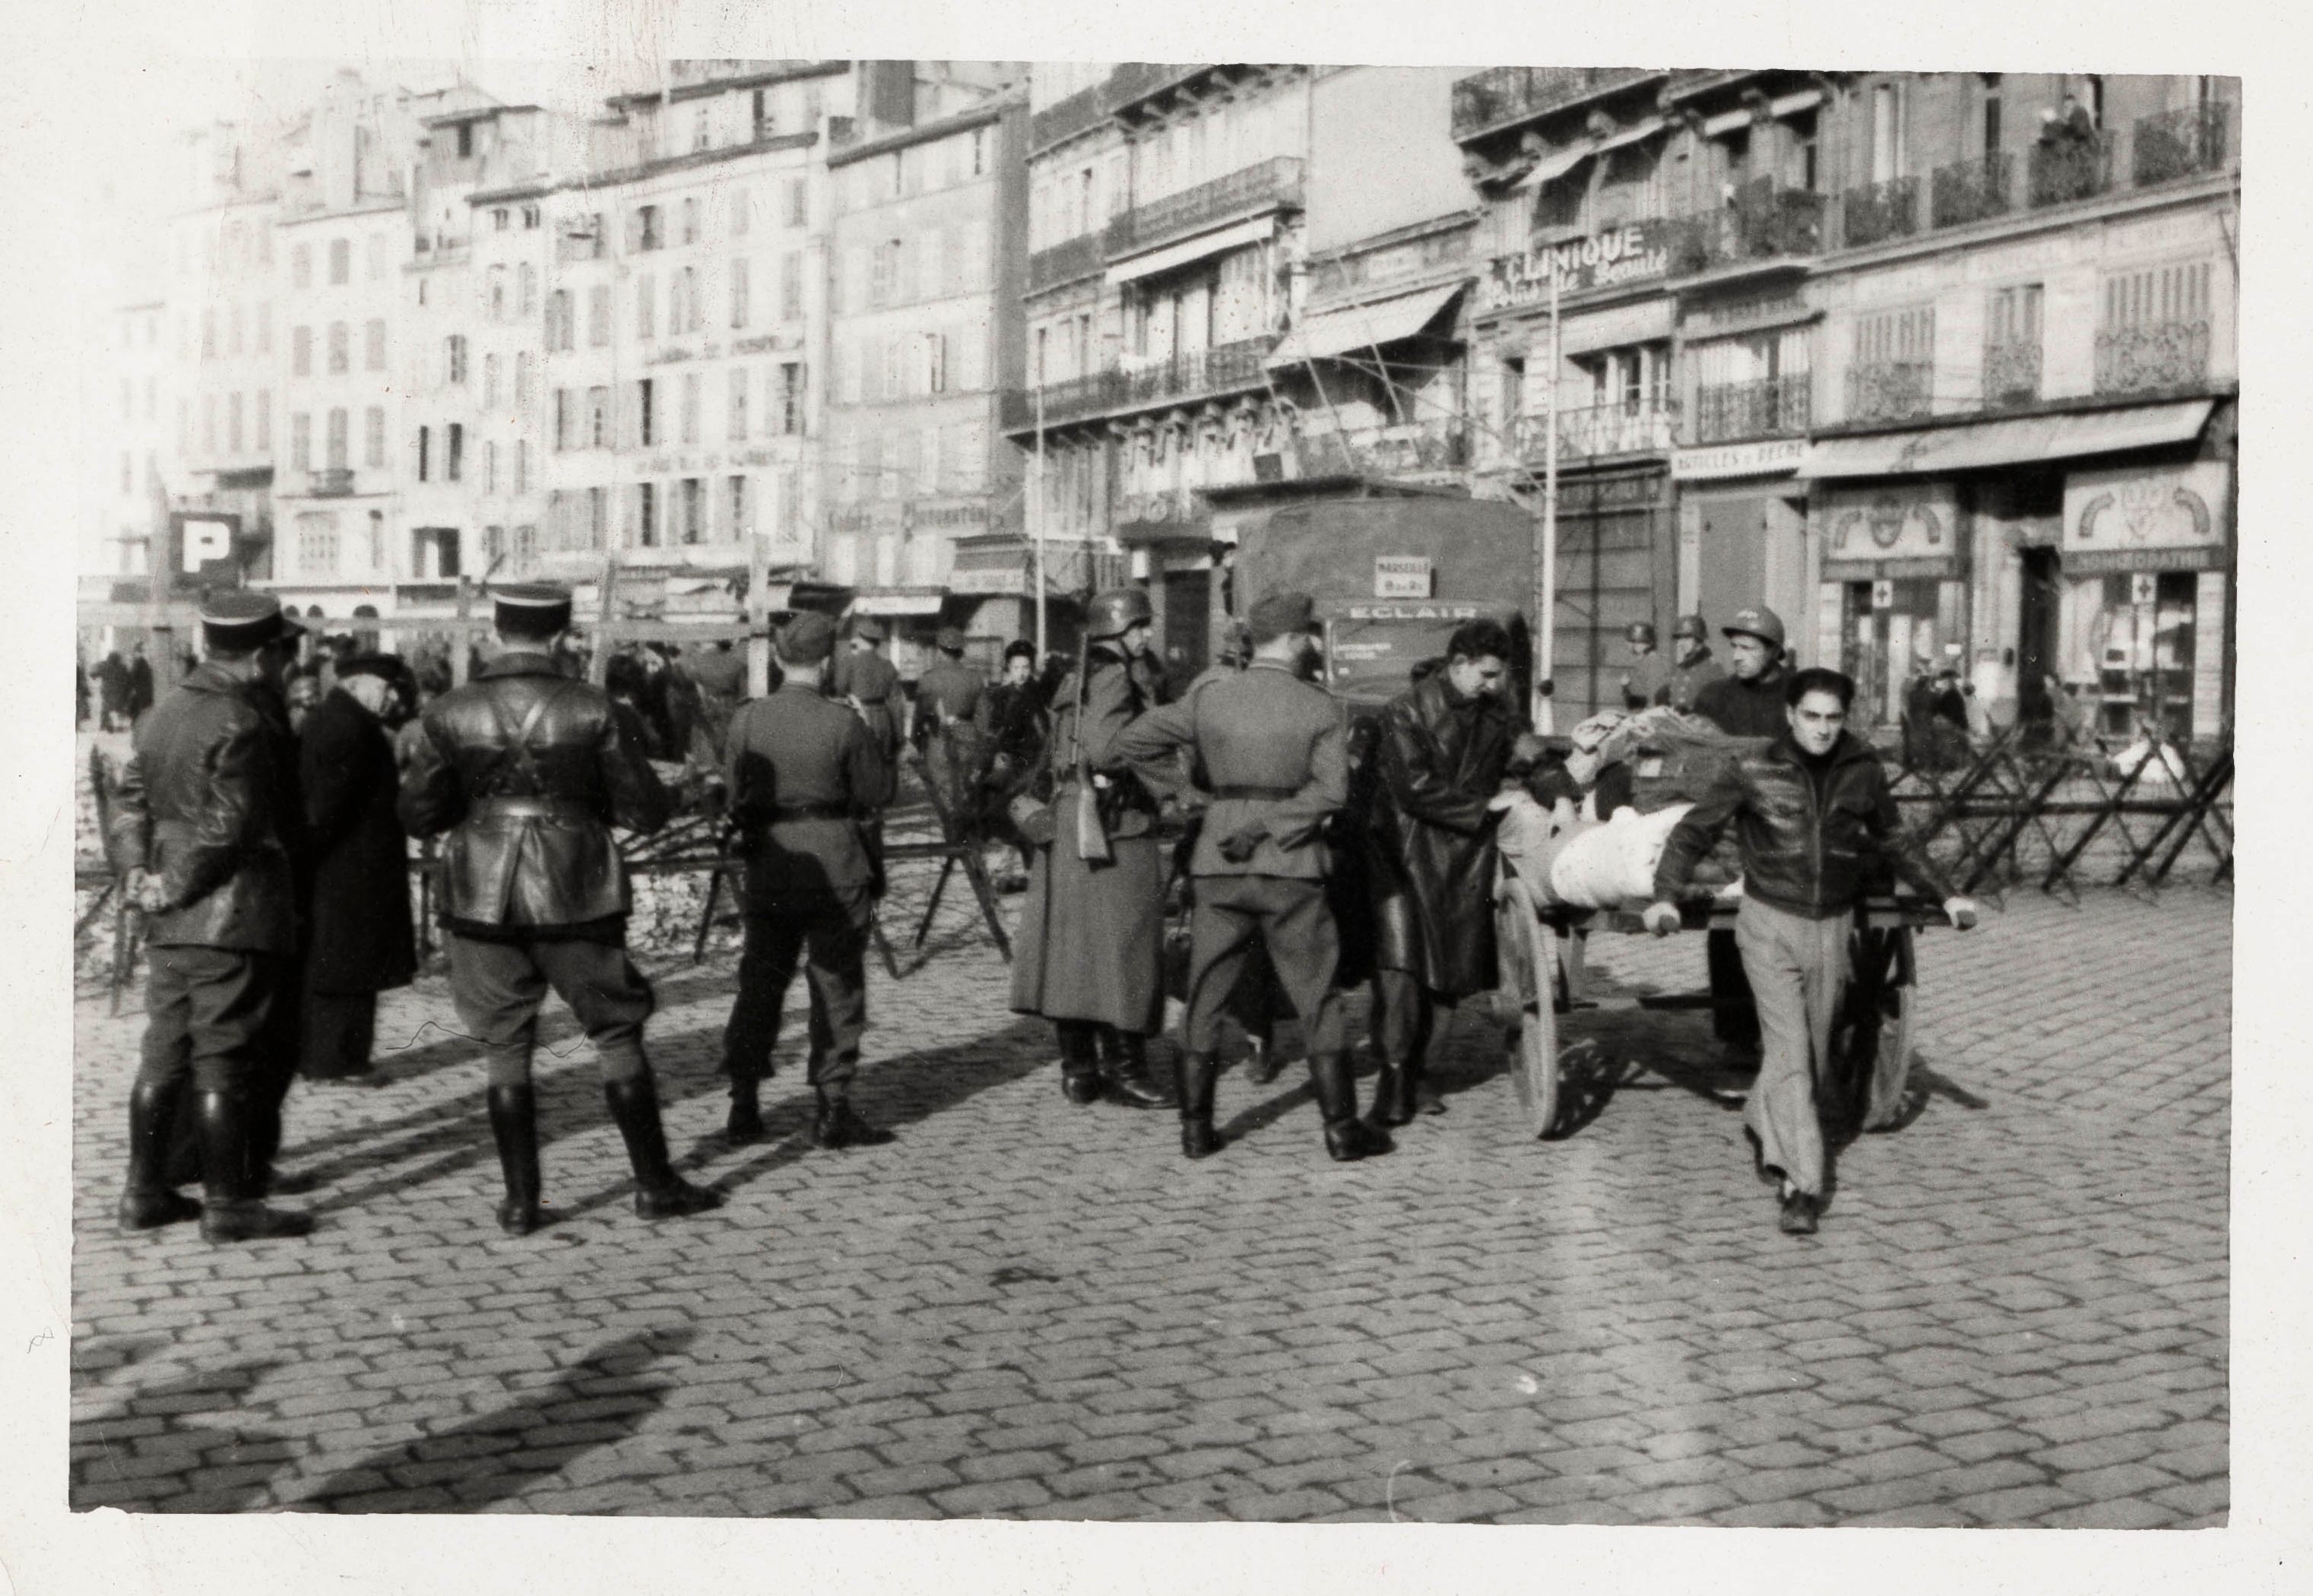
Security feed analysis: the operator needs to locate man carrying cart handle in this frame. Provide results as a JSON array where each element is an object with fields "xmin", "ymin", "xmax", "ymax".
[{"xmin": 1640, "ymin": 667, "xmax": 1977, "ymax": 1237}]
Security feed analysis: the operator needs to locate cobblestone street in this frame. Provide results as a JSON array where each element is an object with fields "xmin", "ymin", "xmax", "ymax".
[{"xmin": 68, "ymin": 879, "xmax": 2229, "ymax": 1525}]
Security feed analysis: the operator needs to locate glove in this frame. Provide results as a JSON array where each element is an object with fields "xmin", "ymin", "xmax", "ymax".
[
  {"xmin": 1944, "ymin": 896, "xmax": 1979, "ymax": 930},
  {"xmin": 1640, "ymin": 901, "xmax": 1682, "ymax": 938},
  {"xmin": 1216, "ymin": 824, "xmax": 1267, "ymax": 864}
]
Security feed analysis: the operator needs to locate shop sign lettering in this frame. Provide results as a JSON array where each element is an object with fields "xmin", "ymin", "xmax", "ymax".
[
  {"xmin": 1478, "ymin": 220, "xmax": 1676, "ymax": 310},
  {"xmin": 2062, "ymin": 461, "xmax": 2230, "ymax": 572}
]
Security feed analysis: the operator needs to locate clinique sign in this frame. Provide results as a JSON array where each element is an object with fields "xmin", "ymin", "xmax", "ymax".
[{"xmin": 1477, "ymin": 220, "xmax": 1677, "ymax": 311}]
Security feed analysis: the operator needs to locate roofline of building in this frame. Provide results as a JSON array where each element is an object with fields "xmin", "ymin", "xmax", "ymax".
[
  {"xmin": 466, "ymin": 129, "xmax": 821, "ymax": 206},
  {"xmin": 605, "ymin": 61, "xmax": 850, "ymax": 111},
  {"xmin": 825, "ymin": 93, "xmax": 1022, "ymax": 169},
  {"xmin": 421, "ymin": 101, "xmax": 527, "ymax": 127},
  {"xmin": 275, "ymin": 197, "xmax": 412, "ymax": 227}
]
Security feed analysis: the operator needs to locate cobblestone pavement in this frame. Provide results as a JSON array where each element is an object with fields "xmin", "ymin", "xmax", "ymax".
[{"xmin": 69, "ymin": 877, "xmax": 2229, "ymax": 1525}]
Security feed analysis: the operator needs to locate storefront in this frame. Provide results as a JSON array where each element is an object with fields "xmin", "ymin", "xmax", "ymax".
[
  {"xmin": 1809, "ymin": 480, "xmax": 1969, "ymax": 729},
  {"xmin": 1115, "ymin": 496, "xmax": 1218, "ymax": 681},
  {"xmin": 1671, "ymin": 435, "xmax": 1814, "ymax": 666}
]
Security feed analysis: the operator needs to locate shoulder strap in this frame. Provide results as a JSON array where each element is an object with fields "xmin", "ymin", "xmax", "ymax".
[{"xmin": 481, "ymin": 683, "xmax": 560, "ymax": 795}]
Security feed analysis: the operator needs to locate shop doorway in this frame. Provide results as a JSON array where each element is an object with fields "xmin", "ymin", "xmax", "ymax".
[
  {"xmin": 1697, "ymin": 495, "xmax": 1768, "ymax": 632},
  {"xmin": 2016, "ymin": 547, "xmax": 2061, "ymax": 746},
  {"xmin": 1842, "ymin": 577, "xmax": 1945, "ymax": 731},
  {"xmin": 1161, "ymin": 568, "xmax": 1210, "ymax": 681}
]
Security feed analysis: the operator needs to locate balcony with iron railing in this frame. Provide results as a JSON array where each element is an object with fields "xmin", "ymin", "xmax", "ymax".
[
  {"xmin": 1294, "ymin": 419, "xmax": 1472, "ymax": 480},
  {"xmin": 1000, "ymin": 337, "xmax": 1273, "ymax": 432},
  {"xmin": 1840, "ymin": 176, "xmax": 1922, "ymax": 249},
  {"xmin": 1510, "ymin": 401, "xmax": 1681, "ymax": 464},
  {"xmin": 1982, "ymin": 340, "xmax": 2044, "ymax": 410},
  {"xmin": 2134, "ymin": 103, "xmax": 2234, "ymax": 187},
  {"xmin": 1691, "ymin": 376, "xmax": 1810, "ymax": 445},
  {"xmin": 1844, "ymin": 359, "xmax": 1934, "ymax": 425},
  {"xmin": 1031, "ymin": 84, "xmax": 1108, "ymax": 151},
  {"xmin": 1029, "ymin": 232, "xmax": 1106, "ymax": 293},
  {"xmin": 2028, "ymin": 135, "xmax": 2113, "ymax": 208},
  {"xmin": 1929, "ymin": 153, "xmax": 2013, "ymax": 230},
  {"xmin": 1450, "ymin": 67, "xmax": 1662, "ymax": 143},
  {"xmin": 1663, "ymin": 182, "xmax": 1827, "ymax": 272},
  {"xmin": 2095, "ymin": 319, "xmax": 2212, "ymax": 396},
  {"xmin": 1106, "ymin": 157, "xmax": 1304, "ymax": 258},
  {"xmin": 306, "ymin": 467, "xmax": 356, "ymax": 497}
]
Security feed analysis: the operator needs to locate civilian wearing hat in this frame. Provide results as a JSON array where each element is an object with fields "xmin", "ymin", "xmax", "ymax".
[
  {"xmin": 1665, "ymin": 615, "xmax": 1727, "ymax": 714},
  {"xmin": 294, "ymin": 655, "xmax": 417, "ymax": 1088},
  {"xmin": 1009, "ymin": 587, "xmax": 1176, "ymax": 1112},
  {"xmin": 1643, "ymin": 667, "xmax": 1977, "ymax": 1234},
  {"xmin": 1620, "ymin": 620, "xmax": 1674, "ymax": 711},
  {"xmin": 398, "ymin": 583, "xmax": 719, "ymax": 1233},
  {"xmin": 106, "ymin": 592, "xmax": 315, "ymax": 1243},
  {"xmin": 828, "ymin": 616, "xmax": 904, "ymax": 806},
  {"xmin": 1117, "ymin": 591, "xmax": 1389, "ymax": 1162},
  {"xmin": 1360, "ymin": 616, "xmax": 1560, "ymax": 1132},
  {"xmin": 715, "ymin": 611, "xmax": 895, "ymax": 1151},
  {"xmin": 1690, "ymin": 605, "xmax": 1793, "ymax": 1062}
]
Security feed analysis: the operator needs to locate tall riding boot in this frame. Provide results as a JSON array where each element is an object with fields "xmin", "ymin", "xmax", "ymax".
[
  {"xmin": 1056, "ymin": 1021, "xmax": 1103, "ymax": 1105},
  {"xmin": 1176, "ymin": 1051, "xmax": 1225, "ymax": 1159},
  {"xmin": 1364, "ymin": 1061, "xmax": 1416, "ymax": 1129},
  {"xmin": 604, "ymin": 1073, "xmax": 724, "ymax": 1220},
  {"xmin": 1408, "ymin": 1056, "xmax": 1447, "ymax": 1117},
  {"xmin": 1099, "ymin": 1029, "xmax": 1175, "ymax": 1110},
  {"xmin": 195, "ymin": 1089, "xmax": 314, "ymax": 1242},
  {"xmin": 118, "ymin": 1079, "xmax": 201, "ymax": 1231},
  {"xmin": 724, "ymin": 1074, "xmax": 766, "ymax": 1145},
  {"xmin": 1310, "ymin": 1053, "xmax": 1393, "ymax": 1163},
  {"xmin": 486, "ymin": 1085, "xmax": 544, "ymax": 1235}
]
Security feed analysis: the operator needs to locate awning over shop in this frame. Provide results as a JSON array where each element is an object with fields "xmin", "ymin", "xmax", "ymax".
[
  {"xmin": 1594, "ymin": 115, "xmax": 1666, "ymax": 155},
  {"xmin": 1795, "ymin": 397, "xmax": 2215, "ymax": 480},
  {"xmin": 851, "ymin": 591, "xmax": 946, "ymax": 617},
  {"xmin": 1265, "ymin": 282, "xmax": 1466, "ymax": 368},
  {"xmin": 1107, "ymin": 215, "xmax": 1275, "ymax": 286},
  {"xmin": 1511, "ymin": 141, "xmax": 1595, "ymax": 191}
]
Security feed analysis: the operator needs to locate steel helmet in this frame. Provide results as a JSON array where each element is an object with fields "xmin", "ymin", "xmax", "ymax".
[
  {"xmin": 1671, "ymin": 614, "xmax": 1709, "ymax": 644},
  {"xmin": 1722, "ymin": 605, "xmax": 1788, "ymax": 650},
  {"xmin": 1624, "ymin": 620, "xmax": 1659, "ymax": 647},
  {"xmin": 1085, "ymin": 586, "xmax": 1154, "ymax": 640}
]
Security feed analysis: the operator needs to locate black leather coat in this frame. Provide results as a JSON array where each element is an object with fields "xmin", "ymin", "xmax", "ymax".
[
  {"xmin": 398, "ymin": 653, "xmax": 670, "ymax": 930},
  {"xmin": 1653, "ymin": 731, "xmax": 1956, "ymax": 917},
  {"xmin": 106, "ymin": 663, "xmax": 303, "ymax": 954},
  {"xmin": 301, "ymin": 687, "xmax": 417, "ymax": 993},
  {"xmin": 1363, "ymin": 672, "xmax": 1534, "ymax": 998}
]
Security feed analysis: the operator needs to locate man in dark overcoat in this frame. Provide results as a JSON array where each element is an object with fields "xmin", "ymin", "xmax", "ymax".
[
  {"xmin": 829, "ymin": 617, "xmax": 905, "ymax": 806},
  {"xmin": 398, "ymin": 582, "xmax": 720, "ymax": 1233},
  {"xmin": 107, "ymin": 593, "xmax": 314, "ymax": 1243},
  {"xmin": 296, "ymin": 654, "xmax": 416, "ymax": 1086},
  {"xmin": 1361, "ymin": 617, "xmax": 1556, "ymax": 1127},
  {"xmin": 1007, "ymin": 588, "xmax": 1174, "ymax": 1111}
]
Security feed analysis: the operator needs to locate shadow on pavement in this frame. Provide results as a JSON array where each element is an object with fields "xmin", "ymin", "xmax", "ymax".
[
  {"xmin": 293, "ymin": 1328, "xmax": 696, "ymax": 1512},
  {"xmin": 71, "ymin": 1360, "xmax": 287, "ymax": 1512}
]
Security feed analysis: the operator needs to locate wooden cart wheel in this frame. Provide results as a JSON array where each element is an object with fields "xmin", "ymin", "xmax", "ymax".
[
  {"xmin": 1495, "ymin": 863, "xmax": 1560, "ymax": 1139},
  {"xmin": 1837, "ymin": 923, "xmax": 1918, "ymax": 1133}
]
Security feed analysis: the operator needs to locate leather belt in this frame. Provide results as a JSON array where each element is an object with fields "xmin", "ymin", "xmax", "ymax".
[
  {"xmin": 474, "ymin": 794, "xmax": 597, "ymax": 822},
  {"xmin": 1211, "ymin": 784, "xmax": 1299, "ymax": 800},
  {"xmin": 769, "ymin": 802, "xmax": 854, "ymax": 822}
]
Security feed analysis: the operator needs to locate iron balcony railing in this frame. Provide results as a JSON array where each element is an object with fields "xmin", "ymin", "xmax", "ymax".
[
  {"xmin": 1930, "ymin": 153, "xmax": 2013, "ymax": 230},
  {"xmin": 1450, "ymin": 67, "xmax": 1660, "ymax": 142},
  {"xmin": 1844, "ymin": 360, "xmax": 1934, "ymax": 424},
  {"xmin": 1691, "ymin": 376, "xmax": 1811, "ymax": 445},
  {"xmin": 1031, "ymin": 84, "xmax": 1107, "ymax": 151},
  {"xmin": 306, "ymin": 467, "xmax": 356, "ymax": 497},
  {"xmin": 1294, "ymin": 420, "xmax": 1472, "ymax": 479},
  {"xmin": 1841, "ymin": 176, "xmax": 1922, "ymax": 249},
  {"xmin": 1983, "ymin": 341, "xmax": 2044, "ymax": 410},
  {"xmin": 2028, "ymin": 135, "xmax": 2113, "ymax": 208},
  {"xmin": 1667, "ymin": 180, "xmax": 1828, "ymax": 270},
  {"xmin": 1029, "ymin": 233, "xmax": 1105, "ymax": 293},
  {"xmin": 2095, "ymin": 319, "xmax": 2212, "ymax": 395},
  {"xmin": 1000, "ymin": 337, "xmax": 1272, "ymax": 431},
  {"xmin": 2134, "ymin": 103, "xmax": 2234, "ymax": 186},
  {"xmin": 1106, "ymin": 157, "xmax": 1304, "ymax": 257},
  {"xmin": 1512, "ymin": 401, "xmax": 1681, "ymax": 463}
]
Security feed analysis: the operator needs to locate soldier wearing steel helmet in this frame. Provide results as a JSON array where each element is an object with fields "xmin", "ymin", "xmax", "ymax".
[
  {"xmin": 1619, "ymin": 619, "xmax": 1675, "ymax": 711},
  {"xmin": 1691, "ymin": 604, "xmax": 1795, "ymax": 1064},
  {"xmin": 1665, "ymin": 614, "xmax": 1727, "ymax": 714},
  {"xmin": 1007, "ymin": 587, "xmax": 1176, "ymax": 1112}
]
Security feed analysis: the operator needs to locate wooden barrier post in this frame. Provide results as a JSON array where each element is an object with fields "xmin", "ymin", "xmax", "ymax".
[
  {"xmin": 587, "ymin": 556, "xmax": 618, "ymax": 687},
  {"xmin": 746, "ymin": 530, "xmax": 772, "ymax": 698}
]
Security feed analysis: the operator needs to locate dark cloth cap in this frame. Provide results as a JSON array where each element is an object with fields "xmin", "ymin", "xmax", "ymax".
[
  {"xmin": 199, "ymin": 591, "xmax": 303, "ymax": 652},
  {"xmin": 851, "ymin": 616, "xmax": 885, "ymax": 642},
  {"xmin": 936, "ymin": 626, "xmax": 966, "ymax": 652},
  {"xmin": 334, "ymin": 652, "xmax": 406, "ymax": 683},
  {"xmin": 493, "ymin": 582, "xmax": 573, "ymax": 631},
  {"xmin": 1246, "ymin": 591, "xmax": 1318, "ymax": 645},
  {"xmin": 780, "ymin": 611, "xmax": 838, "ymax": 663}
]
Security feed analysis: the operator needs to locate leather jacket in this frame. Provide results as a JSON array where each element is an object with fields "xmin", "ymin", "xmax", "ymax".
[
  {"xmin": 398, "ymin": 652, "xmax": 670, "ymax": 929},
  {"xmin": 106, "ymin": 663, "xmax": 303, "ymax": 954},
  {"xmin": 1653, "ymin": 731, "xmax": 1954, "ymax": 918}
]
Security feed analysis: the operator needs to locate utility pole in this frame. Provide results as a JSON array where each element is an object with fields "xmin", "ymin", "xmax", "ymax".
[
  {"xmin": 1032, "ymin": 382, "xmax": 1047, "ymax": 660},
  {"xmin": 1534, "ymin": 261, "xmax": 1561, "ymax": 733}
]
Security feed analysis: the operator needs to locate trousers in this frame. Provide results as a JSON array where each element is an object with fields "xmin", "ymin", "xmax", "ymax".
[
  {"xmin": 721, "ymin": 888, "xmax": 872, "ymax": 1094},
  {"xmin": 1734, "ymin": 895, "xmax": 1852, "ymax": 1198},
  {"xmin": 445, "ymin": 933, "xmax": 655, "ymax": 1087},
  {"xmin": 299, "ymin": 989, "xmax": 378, "ymax": 1080},
  {"xmin": 1369, "ymin": 967, "xmax": 1443, "ymax": 1067},
  {"xmin": 138, "ymin": 945, "xmax": 282, "ymax": 1095},
  {"xmin": 1707, "ymin": 927, "xmax": 1760, "ymax": 1047},
  {"xmin": 1183, "ymin": 875, "xmax": 1345, "ymax": 1056}
]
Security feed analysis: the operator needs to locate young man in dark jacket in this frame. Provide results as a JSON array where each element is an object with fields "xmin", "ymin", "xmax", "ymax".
[{"xmin": 1643, "ymin": 667, "xmax": 1978, "ymax": 1235}]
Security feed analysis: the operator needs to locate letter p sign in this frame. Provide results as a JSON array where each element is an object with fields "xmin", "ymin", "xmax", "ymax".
[
  {"xmin": 180, "ymin": 518, "xmax": 232, "ymax": 572},
  {"xmin": 168, "ymin": 511, "xmax": 242, "ymax": 592}
]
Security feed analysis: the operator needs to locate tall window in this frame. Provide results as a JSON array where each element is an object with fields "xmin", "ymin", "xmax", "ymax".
[
  {"xmin": 553, "ymin": 390, "xmax": 572, "ymax": 451},
  {"xmin": 637, "ymin": 482, "xmax": 659, "ymax": 547},
  {"xmin": 588, "ymin": 285, "xmax": 610, "ymax": 347},
  {"xmin": 923, "ymin": 332, "xmax": 948, "ymax": 395},
  {"xmin": 363, "ymin": 406, "xmax": 383, "ymax": 467},
  {"xmin": 256, "ymin": 390, "xmax": 271, "ymax": 451},
  {"xmin": 293, "ymin": 325, "xmax": 312, "ymax": 376},
  {"xmin": 681, "ymin": 372, "xmax": 702, "ymax": 445},
  {"xmin": 636, "ymin": 274, "xmax": 655, "ymax": 339},
  {"xmin": 257, "ymin": 301, "xmax": 271, "ymax": 354},
  {"xmin": 365, "ymin": 318, "xmax": 386, "ymax": 371},
  {"xmin": 681, "ymin": 195, "xmax": 700, "ymax": 243},
  {"xmin": 366, "ymin": 233, "xmax": 387, "ymax": 281},
  {"xmin": 328, "ymin": 238, "xmax": 350, "ymax": 285},
  {"xmin": 328, "ymin": 321, "xmax": 348, "ymax": 375},
  {"xmin": 785, "ymin": 179, "xmax": 808, "ymax": 229},
  {"xmin": 514, "ymin": 439, "xmax": 528, "ymax": 495},
  {"xmin": 727, "ymin": 368, "xmax": 749, "ymax": 440},
  {"xmin": 326, "ymin": 407, "xmax": 347, "ymax": 470},
  {"xmin": 681, "ymin": 477, "xmax": 704, "ymax": 543},
  {"xmin": 416, "ymin": 424, "xmax": 430, "ymax": 483},
  {"xmin": 545, "ymin": 290, "xmax": 573, "ymax": 351},
  {"xmin": 779, "ymin": 363, "xmax": 806, "ymax": 435},
  {"xmin": 781, "ymin": 252, "xmax": 803, "ymax": 320},
  {"xmin": 229, "ymin": 302, "xmax": 244, "ymax": 355},
  {"xmin": 291, "ymin": 412, "xmax": 311, "ymax": 471},
  {"xmin": 446, "ymin": 334, "xmax": 468, "ymax": 385},
  {"xmin": 486, "ymin": 440, "xmax": 499, "ymax": 496},
  {"xmin": 228, "ymin": 392, "xmax": 244, "ymax": 454},
  {"xmin": 291, "ymin": 243, "xmax": 312, "ymax": 290},
  {"xmin": 730, "ymin": 258, "xmax": 750, "ymax": 328},
  {"xmin": 727, "ymin": 475, "xmax": 750, "ymax": 539},
  {"xmin": 1988, "ymin": 283, "xmax": 2043, "ymax": 347},
  {"xmin": 447, "ymin": 423, "xmax": 464, "ymax": 482},
  {"xmin": 201, "ymin": 395, "xmax": 216, "ymax": 454},
  {"xmin": 483, "ymin": 353, "xmax": 501, "ymax": 407},
  {"xmin": 630, "ymin": 204, "xmax": 662, "ymax": 252},
  {"xmin": 1871, "ymin": 81, "xmax": 1906, "ymax": 182},
  {"xmin": 518, "ymin": 263, "xmax": 537, "ymax": 315},
  {"xmin": 587, "ymin": 385, "xmax": 610, "ymax": 449},
  {"xmin": 515, "ymin": 351, "xmax": 534, "ymax": 407},
  {"xmin": 635, "ymin": 378, "xmax": 657, "ymax": 448},
  {"xmin": 296, "ymin": 515, "xmax": 338, "ymax": 575}
]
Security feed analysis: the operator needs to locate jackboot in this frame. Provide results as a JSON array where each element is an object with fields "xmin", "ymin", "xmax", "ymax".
[
  {"xmin": 194, "ymin": 1090, "xmax": 314, "ymax": 1242},
  {"xmin": 117, "ymin": 1079, "xmax": 201, "ymax": 1231},
  {"xmin": 1310, "ymin": 1053, "xmax": 1393, "ymax": 1163},
  {"xmin": 1175, "ymin": 1050, "xmax": 1225, "ymax": 1159},
  {"xmin": 813, "ymin": 1091, "xmax": 895, "ymax": 1149},
  {"xmin": 1364, "ymin": 1061, "xmax": 1416, "ymax": 1129},
  {"xmin": 1408, "ymin": 1058, "xmax": 1448, "ymax": 1117},
  {"xmin": 604, "ymin": 1073, "xmax": 724, "ymax": 1219},
  {"xmin": 1098, "ymin": 1029, "xmax": 1175, "ymax": 1110},
  {"xmin": 486, "ymin": 1084, "xmax": 545, "ymax": 1235},
  {"xmin": 1056, "ymin": 1021, "xmax": 1103, "ymax": 1105},
  {"xmin": 1242, "ymin": 1035, "xmax": 1285, "ymax": 1087},
  {"xmin": 724, "ymin": 1077, "xmax": 766, "ymax": 1145}
]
